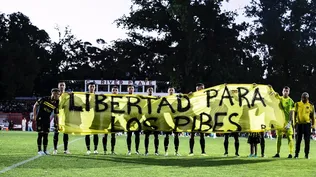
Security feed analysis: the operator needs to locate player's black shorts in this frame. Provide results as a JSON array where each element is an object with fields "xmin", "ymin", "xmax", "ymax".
[
  {"xmin": 144, "ymin": 130, "xmax": 160, "ymax": 135},
  {"xmin": 36, "ymin": 117, "xmax": 50, "ymax": 133},
  {"xmin": 164, "ymin": 131, "xmax": 178, "ymax": 135}
]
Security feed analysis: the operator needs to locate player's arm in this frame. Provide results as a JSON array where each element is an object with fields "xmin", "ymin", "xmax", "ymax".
[
  {"xmin": 53, "ymin": 100, "xmax": 60, "ymax": 130},
  {"xmin": 289, "ymin": 99, "xmax": 295, "ymax": 124},
  {"xmin": 294, "ymin": 102, "xmax": 298, "ymax": 124},
  {"xmin": 267, "ymin": 84, "xmax": 281, "ymax": 99},
  {"xmin": 54, "ymin": 114, "xmax": 59, "ymax": 129},
  {"xmin": 32, "ymin": 98, "xmax": 42, "ymax": 121},
  {"xmin": 287, "ymin": 110, "xmax": 294, "ymax": 129},
  {"xmin": 55, "ymin": 100, "xmax": 60, "ymax": 122},
  {"xmin": 310, "ymin": 104, "xmax": 315, "ymax": 128}
]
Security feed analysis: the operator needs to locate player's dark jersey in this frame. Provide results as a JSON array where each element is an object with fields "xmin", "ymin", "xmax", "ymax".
[{"xmin": 36, "ymin": 96, "xmax": 59, "ymax": 121}]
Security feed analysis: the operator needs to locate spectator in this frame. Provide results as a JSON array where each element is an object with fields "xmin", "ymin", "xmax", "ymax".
[
  {"xmin": 28, "ymin": 120, "xmax": 33, "ymax": 131},
  {"xmin": 0, "ymin": 100, "xmax": 36, "ymax": 113},
  {"xmin": 8, "ymin": 120, "xmax": 14, "ymax": 130},
  {"xmin": 22, "ymin": 118, "xmax": 26, "ymax": 131}
]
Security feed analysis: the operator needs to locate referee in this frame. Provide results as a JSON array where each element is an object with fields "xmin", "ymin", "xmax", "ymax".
[{"xmin": 294, "ymin": 92, "xmax": 315, "ymax": 159}]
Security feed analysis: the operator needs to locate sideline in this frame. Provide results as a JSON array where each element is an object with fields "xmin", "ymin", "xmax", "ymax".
[{"xmin": 0, "ymin": 137, "xmax": 83, "ymax": 174}]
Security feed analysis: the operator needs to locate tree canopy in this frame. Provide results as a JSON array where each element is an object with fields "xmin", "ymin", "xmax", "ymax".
[{"xmin": 0, "ymin": 0, "xmax": 315, "ymax": 101}]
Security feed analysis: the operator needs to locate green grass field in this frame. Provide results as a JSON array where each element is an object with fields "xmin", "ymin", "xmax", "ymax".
[{"xmin": 0, "ymin": 131, "xmax": 315, "ymax": 177}]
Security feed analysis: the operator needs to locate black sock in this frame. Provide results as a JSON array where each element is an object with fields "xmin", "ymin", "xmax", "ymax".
[
  {"xmin": 135, "ymin": 131, "xmax": 140, "ymax": 152},
  {"xmin": 189, "ymin": 135, "xmax": 194, "ymax": 153},
  {"xmin": 234, "ymin": 134, "xmax": 239, "ymax": 155},
  {"xmin": 103, "ymin": 134, "xmax": 108, "ymax": 152},
  {"xmin": 53, "ymin": 132, "xmax": 59, "ymax": 150},
  {"xmin": 85, "ymin": 135, "xmax": 90, "ymax": 151},
  {"xmin": 37, "ymin": 133, "xmax": 43, "ymax": 152},
  {"xmin": 174, "ymin": 134, "xmax": 179, "ymax": 152},
  {"xmin": 260, "ymin": 133, "xmax": 265, "ymax": 155},
  {"xmin": 235, "ymin": 141, "xmax": 239, "ymax": 154},
  {"xmin": 63, "ymin": 134, "xmax": 69, "ymax": 151},
  {"xmin": 93, "ymin": 135, "xmax": 99, "ymax": 151},
  {"xmin": 127, "ymin": 132, "xmax": 132, "ymax": 151},
  {"xmin": 43, "ymin": 133, "xmax": 48, "ymax": 152},
  {"xmin": 164, "ymin": 134, "xmax": 169, "ymax": 152},
  {"xmin": 200, "ymin": 134, "xmax": 205, "ymax": 153},
  {"xmin": 111, "ymin": 133, "xmax": 116, "ymax": 152},
  {"xmin": 154, "ymin": 133, "xmax": 159, "ymax": 153},
  {"xmin": 145, "ymin": 133, "xmax": 150, "ymax": 153},
  {"xmin": 224, "ymin": 134, "xmax": 229, "ymax": 154}
]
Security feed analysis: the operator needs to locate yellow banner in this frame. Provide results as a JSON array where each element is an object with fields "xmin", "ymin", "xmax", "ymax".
[{"xmin": 58, "ymin": 84, "xmax": 285, "ymax": 135}]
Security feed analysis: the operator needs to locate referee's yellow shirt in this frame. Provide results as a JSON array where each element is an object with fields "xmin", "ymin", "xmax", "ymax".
[{"xmin": 294, "ymin": 101, "xmax": 315, "ymax": 124}]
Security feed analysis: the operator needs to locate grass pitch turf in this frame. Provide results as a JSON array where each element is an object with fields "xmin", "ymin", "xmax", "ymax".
[{"xmin": 0, "ymin": 131, "xmax": 315, "ymax": 177}]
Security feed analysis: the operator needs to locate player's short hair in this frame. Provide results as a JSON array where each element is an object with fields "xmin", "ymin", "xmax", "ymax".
[
  {"xmin": 51, "ymin": 88, "xmax": 60, "ymax": 93},
  {"xmin": 112, "ymin": 86, "xmax": 118, "ymax": 92},
  {"xmin": 168, "ymin": 86, "xmax": 175, "ymax": 92},
  {"xmin": 302, "ymin": 92, "xmax": 309, "ymax": 98},
  {"xmin": 88, "ymin": 82, "xmax": 96, "ymax": 86},
  {"xmin": 283, "ymin": 86, "xmax": 290, "ymax": 90},
  {"xmin": 128, "ymin": 85, "xmax": 134, "ymax": 88},
  {"xmin": 58, "ymin": 81, "xmax": 66, "ymax": 85},
  {"xmin": 196, "ymin": 83, "xmax": 204, "ymax": 87}
]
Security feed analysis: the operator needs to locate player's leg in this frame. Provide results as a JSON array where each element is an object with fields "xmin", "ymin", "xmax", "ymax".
[
  {"xmin": 286, "ymin": 127, "xmax": 294, "ymax": 158},
  {"xmin": 174, "ymin": 132, "xmax": 180, "ymax": 156},
  {"xmin": 223, "ymin": 133, "xmax": 229, "ymax": 156},
  {"xmin": 233, "ymin": 133, "xmax": 239, "ymax": 156},
  {"xmin": 53, "ymin": 131, "xmax": 59, "ymax": 154},
  {"xmin": 93, "ymin": 134, "xmax": 99, "ymax": 154},
  {"xmin": 63, "ymin": 133, "xmax": 70, "ymax": 154},
  {"xmin": 103, "ymin": 134, "xmax": 108, "ymax": 154},
  {"xmin": 144, "ymin": 131, "xmax": 150, "ymax": 155},
  {"xmin": 189, "ymin": 132, "xmax": 195, "ymax": 155},
  {"xmin": 85, "ymin": 135, "xmax": 91, "ymax": 155},
  {"xmin": 303, "ymin": 124, "xmax": 311, "ymax": 159},
  {"xmin": 37, "ymin": 132, "xmax": 43, "ymax": 154},
  {"xmin": 126, "ymin": 132, "xmax": 132, "ymax": 155},
  {"xmin": 164, "ymin": 132, "xmax": 170, "ymax": 156},
  {"xmin": 273, "ymin": 130, "xmax": 282, "ymax": 158},
  {"xmin": 134, "ymin": 131, "xmax": 140, "ymax": 154},
  {"xmin": 111, "ymin": 133, "xmax": 116, "ymax": 154},
  {"xmin": 36, "ymin": 119, "xmax": 46, "ymax": 155},
  {"xmin": 254, "ymin": 143, "xmax": 258, "ymax": 157},
  {"xmin": 41, "ymin": 124, "xmax": 50, "ymax": 155},
  {"xmin": 249, "ymin": 143, "xmax": 253, "ymax": 157},
  {"xmin": 294, "ymin": 124, "xmax": 303, "ymax": 158},
  {"xmin": 200, "ymin": 133, "xmax": 206, "ymax": 155},
  {"xmin": 154, "ymin": 131, "xmax": 159, "ymax": 155},
  {"xmin": 43, "ymin": 132, "xmax": 49, "ymax": 155},
  {"xmin": 260, "ymin": 132, "xmax": 265, "ymax": 157}
]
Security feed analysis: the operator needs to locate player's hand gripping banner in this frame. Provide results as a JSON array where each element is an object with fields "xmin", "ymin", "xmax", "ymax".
[{"xmin": 58, "ymin": 84, "xmax": 286, "ymax": 135}]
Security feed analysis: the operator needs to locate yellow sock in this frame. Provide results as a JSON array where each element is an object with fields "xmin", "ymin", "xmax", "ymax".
[
  {"xmin": 276, "ymin": 136, "xmax": 282, "ymax": 154},
  {"xmin": 288, "ymin": 135, "xmax": 294, "ymax": 154}
]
